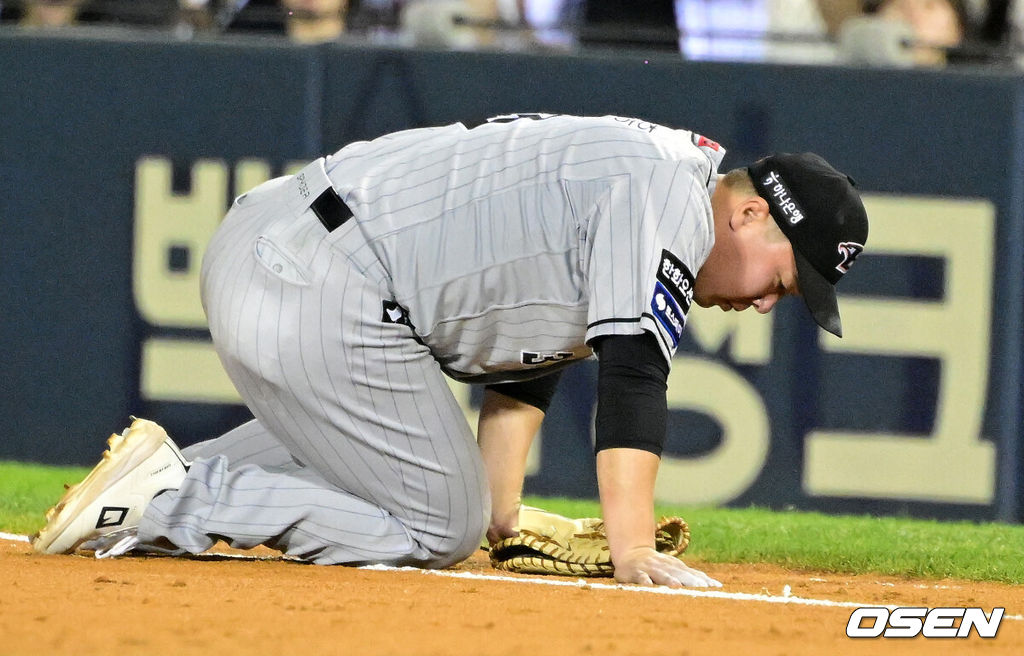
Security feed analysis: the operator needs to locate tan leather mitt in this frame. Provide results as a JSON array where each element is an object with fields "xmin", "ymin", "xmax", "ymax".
[{"xmin": 488, "ymin": 505, "xmax": 691, "ymax": 577}]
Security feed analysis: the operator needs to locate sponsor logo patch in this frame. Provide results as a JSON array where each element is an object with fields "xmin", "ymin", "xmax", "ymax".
[
  {"xmin": 651, "ymin": 281, "xmax": 685, "ymax": 347},
  {"xmin": 657, "ymin": 249, "xmax": 695, "ymax": 314}
]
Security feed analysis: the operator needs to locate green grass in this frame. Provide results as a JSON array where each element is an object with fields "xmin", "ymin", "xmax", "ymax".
[
  {"xmin": 4, "ymin": 461, "xmax": 1023, "ymax": 583},
  {"xmin": 0, "ymin": 461, "xmax": 90, "ymax": 535},
  {"xmin": 528, "ymin": 496, "xmax": 1024, "ymax": 584}
]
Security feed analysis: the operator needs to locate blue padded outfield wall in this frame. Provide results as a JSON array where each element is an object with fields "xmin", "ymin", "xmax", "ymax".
[{"xmin": 3, "ymin": 32, "xmax": 1024, "ymax": 522}]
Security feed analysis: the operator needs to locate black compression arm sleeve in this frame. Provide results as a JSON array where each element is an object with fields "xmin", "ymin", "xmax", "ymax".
[
  {"xmin": 593, "ymin": 332, "xmax": 669, "ymax": 456},
  {"xmin": 485, "ymin": 370, "xmax": 564, "ymax": 413}
]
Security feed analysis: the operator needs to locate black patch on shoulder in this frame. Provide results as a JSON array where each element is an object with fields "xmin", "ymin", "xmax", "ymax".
[{"xmin": 656, "ymin": 250, "xmax": 695, "ymax": 314}]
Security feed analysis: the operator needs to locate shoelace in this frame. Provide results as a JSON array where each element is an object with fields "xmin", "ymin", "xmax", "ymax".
[{"xmin": 92, "ymin": 529, "xmax": 140, "ymax": 559}]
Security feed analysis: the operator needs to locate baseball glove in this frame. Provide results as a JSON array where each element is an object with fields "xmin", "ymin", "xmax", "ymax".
[{"xmin": 488, "ymin": 505, "xmax": 690, "ymax": 577}]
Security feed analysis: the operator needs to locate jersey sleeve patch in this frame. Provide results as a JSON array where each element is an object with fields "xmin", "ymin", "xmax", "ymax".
[
  {"xmin": 693, "ymin": 133, "xmax": 721, "ymax": 152},
  {"xmin": 651, "ymin": 282, "xmax": 686, "ymax": 347},
  {"xmin": 650, "ymin": 250, "xmax": 695, "ymax": 348},
  {"xmin": 656, "ymin": 249, "xmax": 695, "ymax": 314}
]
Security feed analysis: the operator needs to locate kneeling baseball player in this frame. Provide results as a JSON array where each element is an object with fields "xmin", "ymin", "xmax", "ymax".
[{"xmin": 32, "ymin": 113, "xmax": 867, "ymax": 588}]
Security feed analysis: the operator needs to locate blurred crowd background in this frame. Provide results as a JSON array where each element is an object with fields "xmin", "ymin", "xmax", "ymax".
[{"xmin": 1, "ymin": 0, "xmax": 1021, "ymax": 68}]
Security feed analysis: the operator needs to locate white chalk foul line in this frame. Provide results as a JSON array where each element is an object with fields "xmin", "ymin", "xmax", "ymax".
[
  {"xmin": 1, "ymin": 532, "xmax": 1019, "ymax": 619},
  {"xmin": 359, "ymin": 565, "xmax": 888, "ymax": 611},
  {"xmin": 360, "ymin": 566, "xmax": 1024, "ymax": 619}
]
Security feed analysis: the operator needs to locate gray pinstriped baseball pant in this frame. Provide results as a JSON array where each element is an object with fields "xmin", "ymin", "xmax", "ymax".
[{"xmin": 137, "ymin": 162, "xmax": 489, "ymax": 567}]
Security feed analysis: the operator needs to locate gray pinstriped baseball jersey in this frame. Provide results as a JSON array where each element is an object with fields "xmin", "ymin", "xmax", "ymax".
[
  {"xmin": 328, "ymin": 114, "xmax": 725, "ymax": 376},
  {"xmin": 137, "ymin": 114, "xmax": 725, "ymax": 567}
]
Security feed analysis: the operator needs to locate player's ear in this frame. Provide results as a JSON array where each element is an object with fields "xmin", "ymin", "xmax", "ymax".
[{"xmin": 729, "ymin": 195, "xmax": 771, "ymax": 230}]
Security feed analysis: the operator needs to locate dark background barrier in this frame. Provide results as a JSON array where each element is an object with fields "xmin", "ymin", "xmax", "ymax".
[{"xmin": 2, "ymin": 32, "xmax": 1022, "ymax": 521}]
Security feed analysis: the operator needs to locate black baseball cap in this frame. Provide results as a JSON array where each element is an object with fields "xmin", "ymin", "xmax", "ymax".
[{"xmin": 748, "ymin": 153, "xmax": 868, "ymax": 338}]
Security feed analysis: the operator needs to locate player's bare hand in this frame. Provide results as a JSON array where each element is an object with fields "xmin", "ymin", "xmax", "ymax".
[
  {"xmin": 486, "ymin": 502, "xmax": 521, "ymax": 545},
  {"xmin": 613, "ymin": 546, "xmax": 722, "ymax": 588}
]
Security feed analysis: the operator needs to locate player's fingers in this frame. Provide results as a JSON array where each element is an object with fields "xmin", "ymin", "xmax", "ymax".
[
  {"xmin": 682, "ymin": 565, "xmax": 721, "ymax": 588},
  {"xmin": 618, "ymin": 552, "xmax": 719, "ymax": 588},
  {"xmin": 644, "ymin": 558, "xmax": 693, "ymax": 588},
  {"xmin": 633, "ymin": 571, "xmax": 655, "ymax": 587},
  {"xmin": 669, "ymin": 560, "xmax": 722, "ymax": 587},
  {"xmin": 641, "ymin": 563, "xmax": 683, "ymax": 588},
  {"xmin": 676, "ymin": 570, "xmax": 709, "ymax": 587},
  {"xmin": 614, "ymin": 562, "xmax": 655, "ymax": 587}
]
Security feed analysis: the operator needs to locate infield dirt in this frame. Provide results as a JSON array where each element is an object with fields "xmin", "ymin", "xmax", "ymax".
[{"xmin": 2, "ymin": 537, "xmax": 1021, "ymax": 655}]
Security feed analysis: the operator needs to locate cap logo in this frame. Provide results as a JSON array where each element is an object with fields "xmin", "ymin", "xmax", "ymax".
[
  {"xmin": 762, "ymin": 171, "xmax": 805, "ymax": 225},
  {"xmin": 836, "ymin": 241, "xmax": 864, "ymax": 274}
]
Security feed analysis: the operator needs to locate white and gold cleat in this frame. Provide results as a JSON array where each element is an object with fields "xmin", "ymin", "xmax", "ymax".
[{"xmin": 31, "ymin": 418, "xmax": 189, "ymax": 555}]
